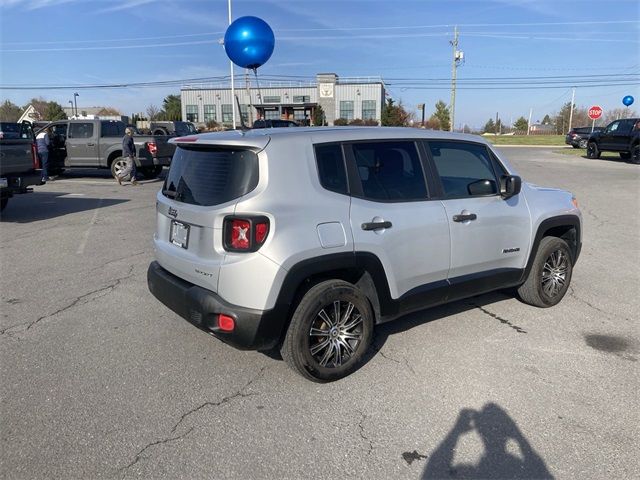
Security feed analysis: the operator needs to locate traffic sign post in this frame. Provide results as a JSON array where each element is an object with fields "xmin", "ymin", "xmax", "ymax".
[{"xmin": 588, "ymin": 105, "xmax": 602, "ymax": 132}]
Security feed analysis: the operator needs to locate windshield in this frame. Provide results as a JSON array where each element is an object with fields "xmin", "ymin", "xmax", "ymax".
[
  {"xmin": 163, "ymin": 146, "xmax": 259, "ymax": 206},
  {"xmin": 174, "ymin": 122, "xmax": 198, "ymax": 135}
]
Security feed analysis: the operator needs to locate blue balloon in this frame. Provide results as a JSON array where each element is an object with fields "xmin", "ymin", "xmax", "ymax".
[
  {"xmin": 224, "ymin": 16, "xmax": 275, "ymax": 69},
  {"xmin": 622, "ymin": 95, "xmax": 634, "ymax": 107}
]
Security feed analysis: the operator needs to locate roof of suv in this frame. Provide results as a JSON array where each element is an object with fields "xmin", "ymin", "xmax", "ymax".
[{"xmin": 170, "ymin": 127, "xmax": 491, "ymax": 150}]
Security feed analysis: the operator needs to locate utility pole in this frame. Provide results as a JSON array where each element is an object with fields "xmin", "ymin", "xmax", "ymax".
[
  {"xmin": 449, "ymin": 26, "xmax": 463, "ymax": 132},
  {"xmin": 527, "ymin": 108, "xmax": 533, "ymax": 136},
  {"xmin": 568, "ymin": 87, "xmax": 576, "ymax": 132}
]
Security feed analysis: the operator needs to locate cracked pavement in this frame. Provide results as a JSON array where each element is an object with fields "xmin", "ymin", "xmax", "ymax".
[{"xmin": 1, "ymin": 154, "xmax": 638, "ymax": 480}]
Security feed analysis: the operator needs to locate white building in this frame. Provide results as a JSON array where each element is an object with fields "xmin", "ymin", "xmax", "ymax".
[{"xmin": 180, "ymin": 73, "xmax": 385, "ymax": 127}]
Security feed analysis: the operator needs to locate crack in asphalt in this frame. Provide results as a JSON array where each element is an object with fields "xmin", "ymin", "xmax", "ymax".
[
  {"xmin": 90, "ymin": 251, "xmax": 147, "ymax": 272},
  {"xmin": 119, "ymin": 367, "xmax": 268, "ymax": 475},
  {"xmin": 356, "ymin": 410, "xmax": 373, "ymax": 455},
  {"xmin": 0, "ymin": 265, "xmax": 135, "ymax": 337},
  {"xmin": 120, "ymin": 427, "xmax": 195, "ymax": 476},
  {"xmin": 568, "ymin": 286, "xmax": 632, "ymax": 322},
  {"xmin": 372, "ymin": 335, "xmax": 416, "ymax": 375},
  {"xmin": 471, "ymin": 304, "xmax": 527, "ymax": 334}
]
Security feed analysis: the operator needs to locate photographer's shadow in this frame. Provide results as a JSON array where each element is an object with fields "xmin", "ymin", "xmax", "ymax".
[{"xmin": 423, "ymin": 403, "xmax": 553, "ymax": 479}]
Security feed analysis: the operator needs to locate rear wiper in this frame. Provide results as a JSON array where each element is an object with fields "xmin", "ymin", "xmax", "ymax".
[{"xmin": 162, "ymin": 189, "xmax": 177, "ymax": 198}]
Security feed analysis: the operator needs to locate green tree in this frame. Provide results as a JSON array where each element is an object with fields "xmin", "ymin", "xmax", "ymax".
[
  {"xmin": 161, "ymin": 94, "xmax": 181, "ymax": 121},
  {"xmin": 541, "ymin": 114, "xmax": 552, "ymax": 125},
  {"xmin": 431, "ymin": 100, "xmax": 450, "ymax": 131},
  {"xmin": 381, "ymin": 98, "xmax": 412, "ymax": 126},
  {"xmin": 0, "ymin": 100, "xmax": 22, "ymax": 121},
  {"xmin": 513, "ymin": 116, "xmax": 529, "ymax": 133},
  {"xmin": 483, "ymin": 118, "xmax": 496, "ymax": 134},
  {"xmin": 312, "ymin": 105, "xmax": 325, "ymax": 126},
  {"xmin": 44, "ymin": 101, "xmax": 67, "ymax": 121},
  {"xmin": 554, "ymin": 102, "xmax": 574, "ymax": 134}
]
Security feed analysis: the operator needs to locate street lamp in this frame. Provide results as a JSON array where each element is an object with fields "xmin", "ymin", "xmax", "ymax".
[{"xmin": 73, "ymin": 92, "xmax": 79, "ymax": 117}]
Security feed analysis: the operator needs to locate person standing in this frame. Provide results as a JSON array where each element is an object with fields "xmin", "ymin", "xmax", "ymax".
[
  {"xmin": 116, "ymin": 127, "xmax": 138, "ymax": 185},
  {"xmin": 36, "ymin": 127, "xmax": 51, "ymax": 182}
]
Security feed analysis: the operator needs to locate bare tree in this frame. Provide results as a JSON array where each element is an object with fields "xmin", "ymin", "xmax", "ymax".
[
  {"xmin": 602, "ymin": 108, "xmax": 637, "ymax": 124},
  {"xmin": 146, "ymin": 104, "xmax": 161, "ymax": 121},
  {"xmin": 97, "ymin": 107, "xmax": 121, "ymax": 116}
]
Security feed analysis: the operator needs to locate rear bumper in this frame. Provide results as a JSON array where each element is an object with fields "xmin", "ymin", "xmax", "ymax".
[
  {"xmin": 0, "ymin": 172, "xmax": 42, "ymax": 197},
  {"xmin": 137, "ymin": 156, "xmax": 171, "ymax": 167},
  {"xmin": 147, "ymin": 261, "xmax": 287, "ymax": 350}
]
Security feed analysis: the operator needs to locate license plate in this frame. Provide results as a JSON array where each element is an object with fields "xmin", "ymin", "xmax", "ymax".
[
  {"xmin": 170, "ymin": 221, "xmax": 190, "ymax": 249},
  {"xmin": 0, "ymin": 178, "xmax": 7, "ymax": 188}
]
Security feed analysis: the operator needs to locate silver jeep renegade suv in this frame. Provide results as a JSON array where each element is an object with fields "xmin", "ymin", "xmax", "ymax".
[{"xmin": 148, "ymin": 127, "xmax": 582, "ymax": 382}]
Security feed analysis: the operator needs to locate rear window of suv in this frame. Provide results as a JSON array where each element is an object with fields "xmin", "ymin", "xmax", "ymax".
[{"xmin": 163, "ymin": 146, "xmax": 259, "ymax": 206}]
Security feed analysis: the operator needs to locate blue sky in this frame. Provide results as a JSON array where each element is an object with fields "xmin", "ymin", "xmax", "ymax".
[{"xmin": 1, "ymin": 0, "xmax": 638, "ymax": 128}]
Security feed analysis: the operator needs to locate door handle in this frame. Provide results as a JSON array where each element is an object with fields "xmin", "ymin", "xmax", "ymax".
[
  {"xmin": 361, "ymin": 221, "xmax": 392, "ymax": 231},
  {"xmin": 453, "ymin": 213, "xmax": 477, "ymax": 222},
  {"xmin": 87, "ymin": 143, "xmax": 95, "ymax": 146}
]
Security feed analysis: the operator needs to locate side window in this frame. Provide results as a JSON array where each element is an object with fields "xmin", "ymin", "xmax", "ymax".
[
  {"xmin": 69, "ymin": 122, "xmax": 94, "ymax": 139},
  {"xmin": 315, "ymin": 143, "xmax": 348, "ymax": 195},
  {"xmin": 606, "ymin": 121, "xmax": 620, "ymax": 134},
  {"xmin": 351, "ymin": 141, "xmax": 427, "ymax": 201},
  {"xmin": 101, "ymin": 121, "xmax": 118, "ymax": 137},
  {"xmin": 427, "ymin": 141, "xmax": 499, "ymax": 198},
  {"xmin": 51, "ymin": 123, "xmax": 67, "ymax": 146},
  {"xmin": 618, "ymin": 119, "xmax": 634, "ymax": 134}
]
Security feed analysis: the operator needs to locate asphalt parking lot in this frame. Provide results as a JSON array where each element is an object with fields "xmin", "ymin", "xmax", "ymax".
[{"xmin": 1, "ymin": 147, "xmax": 638, "ymax": 479}]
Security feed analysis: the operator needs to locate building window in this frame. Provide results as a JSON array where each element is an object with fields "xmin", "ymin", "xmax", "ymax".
[
  {"xmin": 240, "ymin": 104, "xmax": 249, "ymax": 123},
  {"xmin": 340, "ymin": 101, "xmax": 354, "ymax": 121},
  {"xmin": 362, "ymin": 100, "xmax": 376, "ymax": 120},
  {"xmin": 221, "ymin": 104, "xmax": 233, "ymax": 123},
  {"xmin": 293, "ymin": 95, "xmax": 310, "ymax": 103},
  {"xmin": 264, "ymin": 109, "xmax": 280, "ymax": 120},
  {"xmin": 293, "ymin": 110, "xmax": 306, "ymax": 121},
  {"xmin": 204, "ymin": 105, "xmax": 216, "ymax": 123},
  {"xmin": 263, "ymin": 96, "xmax": 281, "ymax": 104},
  {"xmin": 186, "ymin": 104, "xmax": 198, "ymax": 122}
]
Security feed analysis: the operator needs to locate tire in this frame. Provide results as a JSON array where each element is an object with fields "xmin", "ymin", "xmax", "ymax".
[
  {"xmin": 632, "ymin": 145, "xmax": 640, "ymax": 164},
  {"xmin": 110, "ymin": 157, "xmax": 130, "ymax": 180},
  {"xmin": 281, "ymin": 279, "xmax": 374, "ymax": 382},
  {"xmin": 586, "ymin": 142, "xmax": 600, "ymax": 159},
  {"xmin": 140, "ymin": 165, "xmax": 163, "ymax": 179},
  {"xmin": 619, "ymin": 152, "xmax": 631, "ymax": 160},
  {"xmin": 578, "ymin": 139, "xmax": 588, "ymax": 149},
  {"xmin": 153, "ymin": 128, "xmax": 169, "ymax": 136},
  {"xmin": 517, "ymin": 237, "xmax": 573, "ymax": 308},
  {"xmin": 0, "ymin": 197, "xmax": 8, "ymax": 212}
]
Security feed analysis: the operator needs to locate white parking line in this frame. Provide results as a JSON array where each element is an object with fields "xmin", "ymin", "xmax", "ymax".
[{"xmin": 76, "ymin": 198, "xmax": 103, "ymax": 255}]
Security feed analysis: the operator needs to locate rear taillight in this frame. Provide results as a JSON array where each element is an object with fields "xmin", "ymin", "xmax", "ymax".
[
  {"xmin": 31, "ymin": 143, "xmax": 39, "ymax": 169},
  {"xmin": 223, "ymin": 216, "xmax": 270, "ymax": 252},
  {"xmin": 146, "ymin": 142, "xmax": 158, "ymax": 156}
]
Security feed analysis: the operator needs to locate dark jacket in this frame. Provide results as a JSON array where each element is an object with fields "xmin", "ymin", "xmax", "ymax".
[{"xmin": 123, "ymin": 135, "xmax": 135, "ymax": 157}]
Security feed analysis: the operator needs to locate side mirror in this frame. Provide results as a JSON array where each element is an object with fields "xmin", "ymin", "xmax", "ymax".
[{"xmin": 500, "ymin": 175, "xmax": 522, "ymax": 199}]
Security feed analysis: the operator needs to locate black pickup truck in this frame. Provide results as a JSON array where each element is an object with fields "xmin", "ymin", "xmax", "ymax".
[
  {"xmin": 0, "ymin": 122, "xmax": 41, "ymax": 212},
  {"xmin": 39, "ymin": 119, "xmax": 175, "ymax": 179},
  {"xmin": 587, "ymin": 118, "xmax": 640, "ymax": 163}
]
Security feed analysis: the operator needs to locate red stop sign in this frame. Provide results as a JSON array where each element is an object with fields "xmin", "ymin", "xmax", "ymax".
[{"xmin": 588, "ymin": 105, "xmax": 602, "ymax": 120}]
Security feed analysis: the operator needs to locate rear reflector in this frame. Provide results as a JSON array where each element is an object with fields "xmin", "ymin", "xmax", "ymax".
[
  {"xmin": 255, "ymin": 222, "xmax": 269, "ymax": 244},
  {"xmin": 147, "ymin": 142, "xmax": 158, "ymax": 155},
  {"xmin": 218, "ymin": 314, "xmax": 235, "ymax": 332}
]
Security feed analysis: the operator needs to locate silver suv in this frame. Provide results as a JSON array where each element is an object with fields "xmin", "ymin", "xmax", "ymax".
[{"xmin": 148, "ymin": 127, "xmax": 582, "ymax": 382}]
